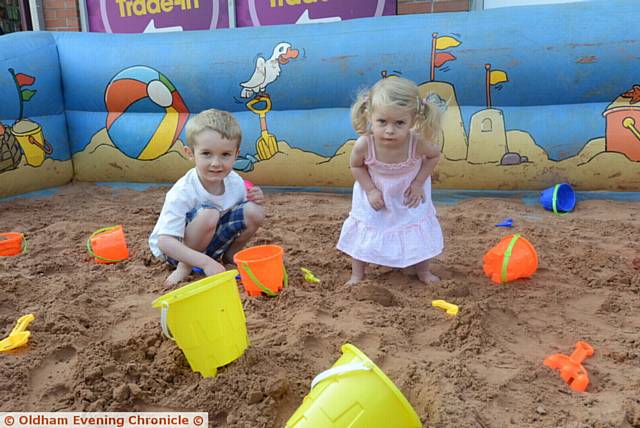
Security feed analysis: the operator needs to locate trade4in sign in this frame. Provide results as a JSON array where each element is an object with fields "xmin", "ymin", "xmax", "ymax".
[
  {"xmin": 236, "ymin": 0, "xmax": 396, "ymax": 27},
  {"xmin": 88, "ymin": 0, "xmax": 229, "ymax": 33}
]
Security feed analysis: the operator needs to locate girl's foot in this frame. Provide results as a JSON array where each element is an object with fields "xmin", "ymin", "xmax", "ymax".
[
  {"xmin": 417, "ymin": 270, "xmax": 440, "ymax": 284},
  {"xmin": 165, "ymin": 262, "xmax": 191, "ymax": 286},
  {"xmin": 345, "ymin": 274, "xmax": 364, "ymax": 286},
  {"xmin": 401, "ymin": 266, "xmax": 417, "ymax": 276}
]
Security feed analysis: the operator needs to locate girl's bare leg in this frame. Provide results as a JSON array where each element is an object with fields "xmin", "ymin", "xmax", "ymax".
[
  {"xmin": 345, "ymin": 258, "xmax": 366, "ymax": 286},
  {"xmin": 414, "ymin": 259, "xmax": 439, "ymax": 284}
]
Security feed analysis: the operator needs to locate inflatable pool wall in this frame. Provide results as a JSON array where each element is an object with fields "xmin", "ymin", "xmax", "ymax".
[{"xmin": 1, "ymin": 0, "xmax": 639, "ymax": 197}]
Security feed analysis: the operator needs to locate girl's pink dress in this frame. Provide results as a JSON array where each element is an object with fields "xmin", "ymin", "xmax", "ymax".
[{"xmin": 337, "ymin": 132, "xmax": 443, "ymax": 268}]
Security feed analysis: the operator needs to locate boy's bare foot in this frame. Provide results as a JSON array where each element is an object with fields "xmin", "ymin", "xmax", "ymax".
[
  {"xmin": 417, "ymin": 270, "xmax": 440, "ymax": 284},
  {"xmin": 165, "ymin": 262, "xmax": 191, "ymax": 286},
  {"xmin": 345, "ymin": 274, "xmax": 364, "ymax": 286}
]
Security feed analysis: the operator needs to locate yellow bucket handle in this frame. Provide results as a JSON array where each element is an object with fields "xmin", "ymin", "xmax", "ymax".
[
  {"xmin": 311, "ymin": 361, "xmax": 373, "ymax": 389},
  {"xmin": 160, "ymin": 302, "xmax": 175, "ymax": 341}
]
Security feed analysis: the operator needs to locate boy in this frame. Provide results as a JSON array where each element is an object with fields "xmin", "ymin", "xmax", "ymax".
[{"xmin": 149, "ymin": 109, "xmax": 265, "ymax": 286}]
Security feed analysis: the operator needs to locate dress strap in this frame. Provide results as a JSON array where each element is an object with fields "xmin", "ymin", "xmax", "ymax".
[
  {"xmin": 364, "ymin": 135, "xmax": 376, "ymax": 163},
  {"xmin": 409, "ymin": 131, "xmax": 418, "ymax": 160}
]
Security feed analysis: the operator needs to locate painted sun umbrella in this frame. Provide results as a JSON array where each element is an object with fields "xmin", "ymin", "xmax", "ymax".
[{"xmin": 105, "ymin": 66, "xmax": 189, "ymax": 160}]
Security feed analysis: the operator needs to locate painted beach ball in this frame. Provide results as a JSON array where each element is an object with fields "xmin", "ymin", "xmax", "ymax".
[{"xmin": 105, "ymin": 66, "xmax": 189, "ymax": 160}]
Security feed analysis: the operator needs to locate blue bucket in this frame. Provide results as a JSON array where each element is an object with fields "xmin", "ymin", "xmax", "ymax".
[{"xmin": 540, "ymin": 183, "xmax": 575, "ymax": 213}]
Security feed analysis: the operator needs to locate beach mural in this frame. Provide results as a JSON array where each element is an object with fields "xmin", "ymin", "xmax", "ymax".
[
  {"xmin": 0, "ymin": 36, "xmax": 74, "ymax": 198},
  {"xmin": 0, "ymin": 70, "xmax": 49, "ymax": 172},
  {"xmin": 2, "ymin": 0, "xmax": 640, "ymax": 198}
]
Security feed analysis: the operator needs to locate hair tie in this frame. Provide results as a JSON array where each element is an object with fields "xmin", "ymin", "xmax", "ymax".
[{"xmin": 422, "ymin": 92, "xmax": 449, "ymax": 113}]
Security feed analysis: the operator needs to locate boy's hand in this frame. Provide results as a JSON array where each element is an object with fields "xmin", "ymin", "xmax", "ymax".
[
  {"xmin": 404, "ymin": 181, "xmax": 425, "ymax": 208},
  {"xmin": 247, "ymin": 186, "xmax": 265, "ymax": 205},
  {"xmin": 366, "ymin": 188, "xmax": 385, "ymax": 211},
  {"xmin": 202, "ymin": 259, "xmax": 226, "ymax": 277}
]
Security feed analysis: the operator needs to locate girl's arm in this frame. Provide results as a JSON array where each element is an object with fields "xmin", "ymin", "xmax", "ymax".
[
  {"xmin": 350, "ymin": 136, "xmax": 385, "ymax": 210},
  {"xmin": 413, "ymin": 138, "xmax": 441, "ymax": 184},
  {"xmin": 404, "ymin": 138, "xmax": 441, "ymax": 207}
]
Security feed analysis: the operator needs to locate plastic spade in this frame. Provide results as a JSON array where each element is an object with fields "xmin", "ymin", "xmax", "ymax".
[{"xmin": 544, "ymin": 341, "xmax": 594, "ymax": 392}]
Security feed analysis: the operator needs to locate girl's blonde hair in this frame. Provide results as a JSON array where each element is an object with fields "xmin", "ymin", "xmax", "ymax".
[{"xmin": 351, "ymin": 76, "xmax": 444, "ymax": 142}]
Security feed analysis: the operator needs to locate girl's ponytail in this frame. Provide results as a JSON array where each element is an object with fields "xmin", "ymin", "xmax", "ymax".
[
  {"xmin": 415, "ymin": 93, "xmax": 447, "ymax": 144},
  {"xmin": 351, "ymin": 89, "xmax": 371, "ymax": 135}
]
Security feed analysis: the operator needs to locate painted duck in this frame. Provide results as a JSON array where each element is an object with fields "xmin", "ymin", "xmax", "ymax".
[{"xmin": 240, "ymin": 42, "xmax": 299, "ymax": 98}]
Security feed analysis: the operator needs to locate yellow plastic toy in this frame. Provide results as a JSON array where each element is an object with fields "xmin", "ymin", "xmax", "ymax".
[
  {"xmin": 246, "ymin": 96, "xmax": 278, "ymax": 161},
  {"xmin": 432, "ymin": 300, "xmax": 459, "ymax": 316},
  {"xmin": 301, "ymin": 267, "xmax": 320, "ymax": 284},
  {"xmin": 285, "ymin": 343, "xmax": 422, "ymax": 427},
  {"xmin": 151, "ymin": 270, "xmax": 248, "ymax": 378},
  {"xmin": 0, "ymin": 313, "xmax": 35, "ymax": 352}
]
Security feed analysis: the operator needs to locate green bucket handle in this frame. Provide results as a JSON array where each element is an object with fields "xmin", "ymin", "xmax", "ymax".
[
  {"xmin": 86, "ymin": 226, "xmax": 127, "ymax": 263},
  {"xmin": 160, "ymin": 301, "xmax": 176, "ymax": 341},
  {"xmin": 551, "ymin": 184, "xmax": 568, "ymax": 217},
  {"xmin": 501, "ymin": 234, "xmax": 521, "ymax": 283},
  {"xmin": 240, "ymin": 261, "xmax": 288, "ymax": 297},
  {"xmin": 20, "ymin": 234, "xmax": 28, "ymax": 254},
  {"xmin": 311, "ymin": 361, "xmax": 374, "ymax": 389}
]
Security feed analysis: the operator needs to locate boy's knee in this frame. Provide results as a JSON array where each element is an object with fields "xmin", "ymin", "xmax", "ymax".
[
  {"xmin": 244, "ymin": 202, "xmax": 265, "ymax": 227},
  {"xmin": 195, "ymin": 208, "xmax": 220, "ymax": 231}
]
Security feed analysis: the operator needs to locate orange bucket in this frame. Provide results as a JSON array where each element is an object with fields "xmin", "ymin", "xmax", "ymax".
[
  {"xmin": 233, "ymin": 245, "xmax": 287, "ymax": 297},
  {"xmin": 0, "ymin": 233, "xmax": 27, "ymax": 256},
  {"xmin": 483, "ymin": 234, "xmax": 538, "ymax": 284},
  {"xmin": 87, "ymin": 225, "xmax": 129, "ymax": 264}
]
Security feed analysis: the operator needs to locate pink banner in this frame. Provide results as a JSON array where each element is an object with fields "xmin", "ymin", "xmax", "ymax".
[
  {"xmin": 236, "ymin": 0, "xmax": 396, "ymax": 27},
  {"xmin": 86, "ymin": 0, "xmax": 229, "ymax": 33}
]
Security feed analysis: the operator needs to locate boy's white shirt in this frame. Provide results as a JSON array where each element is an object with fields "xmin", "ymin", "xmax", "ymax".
[{"xmin": 149, "ymin": 168, "xmax": 247, "ymax": 258}]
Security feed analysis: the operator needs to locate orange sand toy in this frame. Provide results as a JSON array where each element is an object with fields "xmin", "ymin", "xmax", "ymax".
[
  {"xmin": 234, "ymin": 245, "xmax": 287, "ymax": 297},
  {"xmin": 483, "ymin": 234, "xmax": 538, "ymax": 284},
  {"xmin": 87, "ymin": 225, "xmax": 130, "ymax": 264},
  {"xmin": 0, "ymin": 233, "xmax": 27, "ymax": 256},
  {"xmin": 544, "ymin": 341, "xmax": 594, "ymax": 392}
]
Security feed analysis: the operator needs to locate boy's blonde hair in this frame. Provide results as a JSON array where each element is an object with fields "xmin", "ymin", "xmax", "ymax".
[
  {"xmin": 185, "ymin": 109, "xmax": 242, "ymax": 148},
  {"xmin": 351, "ymin": 76, "xmax": 444, "ymax": 142}
]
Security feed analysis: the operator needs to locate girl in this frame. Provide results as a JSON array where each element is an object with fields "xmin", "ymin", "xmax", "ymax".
[{"xmin": 337, "ymin": 77, "xmax": 444, "ymax": 285}]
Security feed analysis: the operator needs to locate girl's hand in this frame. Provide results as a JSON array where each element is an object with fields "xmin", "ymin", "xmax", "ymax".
[
  {"xmin": 366, "ymin": 188, "xmax": 385, "ymax": 211},
  {"xmin": 404, "ymin": 181, "xmax": 425, "ymax": 208},
  {"xmin": 247, "ymin": 186, "xmax": 265, "ymax": 205}
]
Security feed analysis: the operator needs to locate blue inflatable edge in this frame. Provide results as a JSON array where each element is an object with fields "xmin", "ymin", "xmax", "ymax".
[
  {"xmin": 1, "ymin": 184, "xmax": 639, "ymax": 205},
  {"xmin": 0, "ymin": 188, "xmax": 61, "ymax": 202}
]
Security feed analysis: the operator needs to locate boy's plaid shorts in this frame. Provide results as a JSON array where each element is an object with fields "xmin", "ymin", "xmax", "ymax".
[{"xmin": 168, "ymin": 202, "xmax": 247, "ymax": 265}]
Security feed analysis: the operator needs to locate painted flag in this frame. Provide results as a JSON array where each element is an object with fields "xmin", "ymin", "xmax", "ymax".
[
  {"xmin": 435, "ymin": 36, "xmax": 461, "ymax": 50},
  {"xmin": 490, "ymin": 70, "xmax": 509, "ymax": 85},
  {"xmin": 15, "ymin": 73, "xmax": 35, "ymax": 87},
  {"xmin": 434, "ymin": 52, "xmax": 456, "ymax": 68},
  {"xmin": 20, "ymin": 89, "xmax": 37, "ymax": 101}
]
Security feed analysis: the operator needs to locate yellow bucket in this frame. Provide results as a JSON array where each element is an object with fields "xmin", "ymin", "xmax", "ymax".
[
  {"xmin": 151, "ymin": 270, "xmax": 248, "ymax": 378},
  {"xmin": 11, "ymin": 119, "xmax": 52, "ymax": 167},
  {"xmin": 285, "ymin": 344, "xmax": 422, "ymax": 428}
]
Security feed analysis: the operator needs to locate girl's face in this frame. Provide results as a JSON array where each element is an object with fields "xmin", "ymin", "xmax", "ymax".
[{"xmin": 370, "ymin": 106, "xmax": 415, "ymax": 148}]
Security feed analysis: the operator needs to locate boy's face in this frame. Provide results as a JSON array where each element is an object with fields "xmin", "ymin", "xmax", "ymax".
[{"xmin": 185, "ymin": 129, "xmax": 239, "ymax": 189}]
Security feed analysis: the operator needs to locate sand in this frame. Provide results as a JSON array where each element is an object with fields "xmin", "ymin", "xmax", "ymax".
[{"xmin": 0, "ymin": 182, "xmax": 639, "ymax": 427}]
